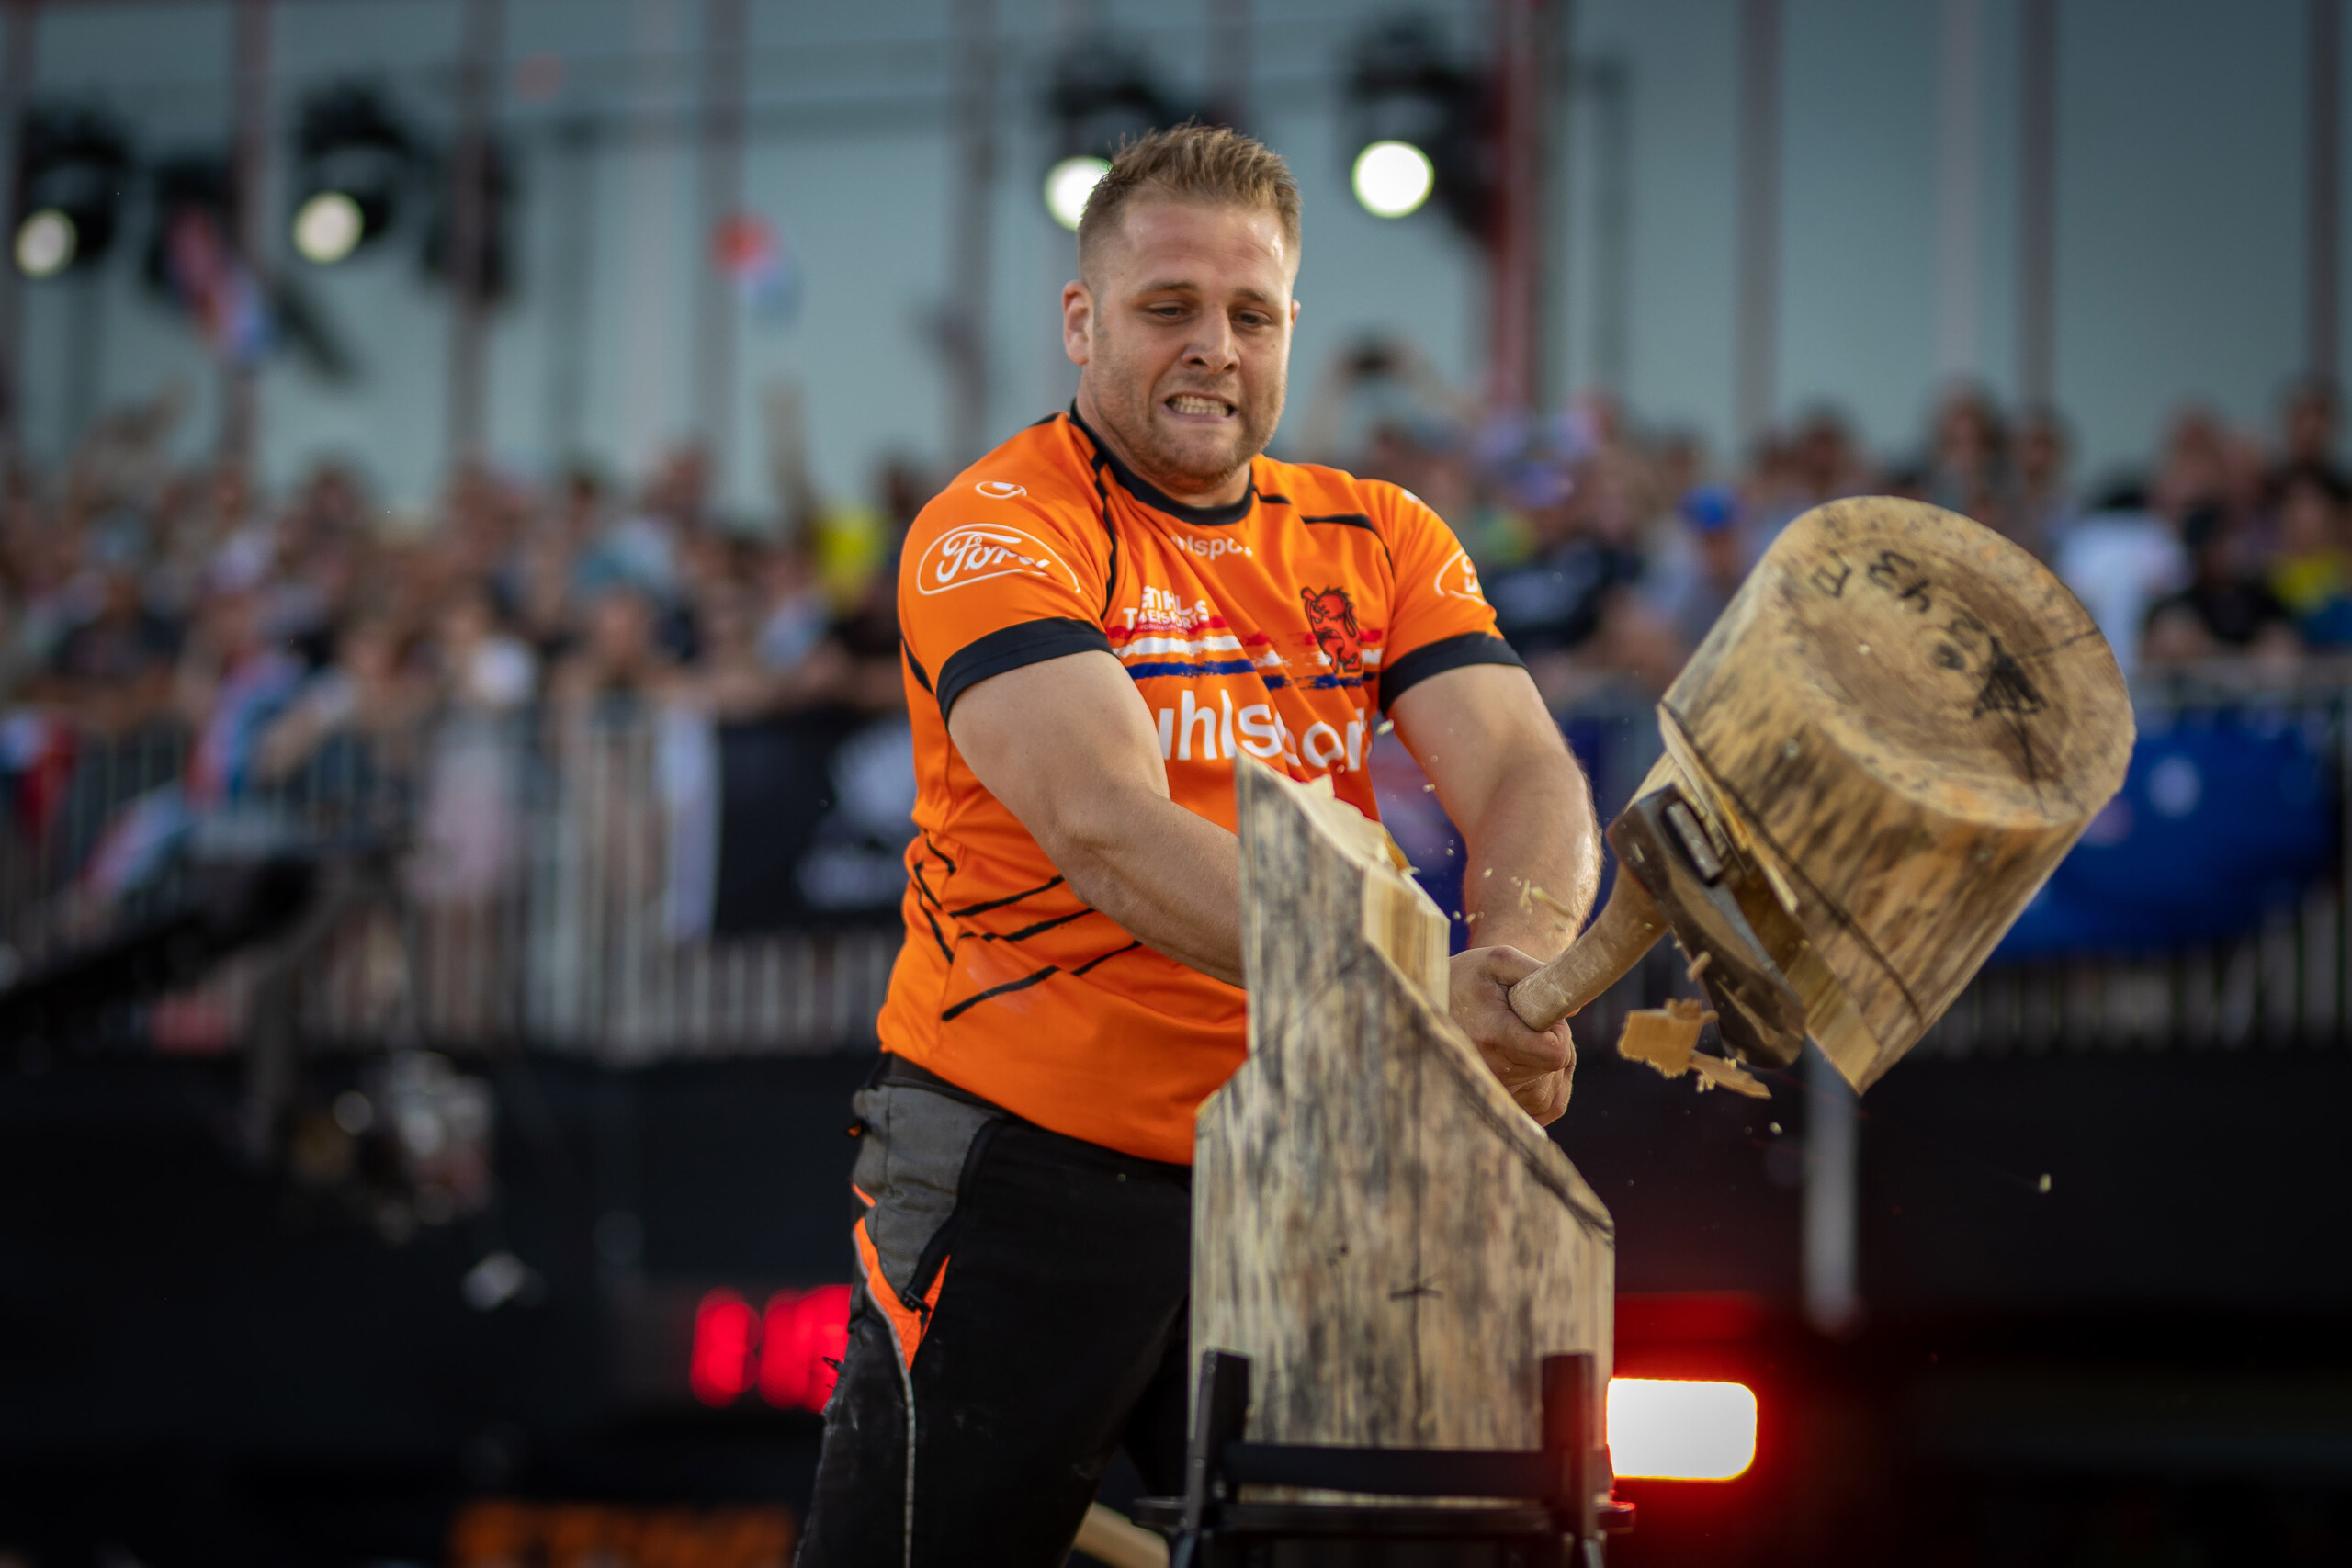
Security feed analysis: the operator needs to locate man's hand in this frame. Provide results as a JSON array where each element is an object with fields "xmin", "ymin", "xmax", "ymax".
[
  {"xmin": 1393, "ymin": 663, "xmax": 1599, "ymax": 1124},
  {"xmin": 1448, "ymin": 944, "xmax": 1575, "ymax": 1124}
]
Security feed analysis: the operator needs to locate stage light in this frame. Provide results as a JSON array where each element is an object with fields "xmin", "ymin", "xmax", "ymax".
[
  {"xmin": 1606, "ymin": 1378, "xmax": 1758, "ymax": 1481},
  {"xmin": 289, "ymin": 82, "xmax": 413, "ymax": 266},
  {"xmin": 14, "ymin": 209, "xmax": 74, "ymax": 277},
  {"xmin": 1351, "ymin": 140, "xmax": 1434, "ymax": 219},
  {"xmin": 292, "ymin": 190, "xmax": 363, "ymax": 264},
  {"xmin": 1043, "ymin": 40, "xmax": 1182, "ymax": 230},
  {"xmin": 1044, "ymin": 155, "xmax": 1110, "ymax": 231},
  {"xmin": 12, "ymin": 105, "xmax": 130, "ymax": 277},
  {"xmin": 1342, "ymin": 20, "xmax": 1487, "ymax": 236}
]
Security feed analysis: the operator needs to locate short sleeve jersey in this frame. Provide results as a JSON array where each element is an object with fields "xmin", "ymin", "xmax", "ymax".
[{"xmin": 880, "ymin": 410, "xmax": 1522, "ymax": 1164}]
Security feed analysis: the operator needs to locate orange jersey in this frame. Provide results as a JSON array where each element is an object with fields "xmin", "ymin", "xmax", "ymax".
[{"xmin": 879, "ymin": 410, "xmax": 1521, "ymax": 1164}]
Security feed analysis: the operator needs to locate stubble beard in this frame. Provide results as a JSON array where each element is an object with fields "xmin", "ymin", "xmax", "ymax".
[{"xmin": 1092, "ymin": 354, "xmax": 1283, "ymax": 501}]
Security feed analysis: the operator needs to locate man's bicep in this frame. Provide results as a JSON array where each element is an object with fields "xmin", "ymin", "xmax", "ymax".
[
  {"xmin": 946, "ymin": 651, "xmax": 1170, "ymax": 840},
  {"xmin": 1388, "ymin": 662, "xmax": 1571, "ymax": 819}
]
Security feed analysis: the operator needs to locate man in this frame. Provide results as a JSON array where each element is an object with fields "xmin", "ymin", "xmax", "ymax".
[{"xmin": 800, "ymin": 126, "xmax": 1599, "ymax": 1567}]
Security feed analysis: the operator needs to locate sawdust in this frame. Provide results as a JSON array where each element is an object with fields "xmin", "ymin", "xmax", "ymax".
[{"xmin": 1514, "ymin": 878, "xmax": 1579, "ymax": 921}]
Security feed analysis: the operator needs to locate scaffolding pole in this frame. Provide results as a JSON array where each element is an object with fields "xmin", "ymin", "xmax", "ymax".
[
  {"xmin": 447, "ymin": 0, "xmax": 503, "ymax": 471},
  {"xmin": 693, "ymin": 0, "xmax": 747, "ymax": 488},
  {"xmin": 944, "ymin": 0, "xmax": 995, "ymax": 466},
  {"xmin": 1487, "ymin": 0, "xmax": 1553, "ymax": 415},
  {"xmin": 222, "ymin": 0, "xmax": 270, "ymax": 468}
]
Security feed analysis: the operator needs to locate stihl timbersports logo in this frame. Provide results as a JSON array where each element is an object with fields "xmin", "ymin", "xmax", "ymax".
[
  {"xmin": 1300, "ymin": 585, "xmax": 1363, "ymax": 673},
  {"xmin": 916, "ymin": 525, "xmax": 1077, "ymax": 595}
]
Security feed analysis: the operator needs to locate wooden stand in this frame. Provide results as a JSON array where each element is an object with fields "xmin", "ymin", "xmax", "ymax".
[{"xmin": 1154, "ymin": 761, "xmax": 1619, "ymax": 1561}]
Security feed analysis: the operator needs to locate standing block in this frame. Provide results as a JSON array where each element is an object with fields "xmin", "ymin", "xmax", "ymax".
[{"xmin": 1192, "ymin": 760, "xmax": 1614, "ymax": 1463}]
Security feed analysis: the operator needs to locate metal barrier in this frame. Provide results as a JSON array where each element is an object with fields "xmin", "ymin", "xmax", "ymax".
[
  {"xmin": 0, "ymin": 703, "xmax": 903, "ymax": 1061},
  {"xmin": 2, "ymin": 670, "xmax": 2344, "ymax": 1065}
]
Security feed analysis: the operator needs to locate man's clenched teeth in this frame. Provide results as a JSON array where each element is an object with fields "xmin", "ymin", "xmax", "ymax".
[{"xmin": 1166, "ymin": 393, "xmax": 1234, "ymax": 417}]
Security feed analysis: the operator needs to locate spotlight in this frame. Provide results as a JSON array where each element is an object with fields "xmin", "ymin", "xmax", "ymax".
[
  {"xmin": 1351, "ymin": 140, "xmax": 1435, "ymax": 219},
  {"xmin": 292, "ymin": 189, "xmax": 363, "ymax": 264},
  {"xmin": 289, "ymin": 83, "xmax": 413, "ymax": 266},
  {"xmin": 1043, "ymin": 40, "xmax": 1182, "ymax": 230},
  {"xmin": 14, "ymin": 209, "xmax": 74, "ymax": 277},
  {"xmin": 11, "ymin": 105, "xmax": 131, "ymax": 278},
  {"xmin": 1044, "ymin": 155, "xmax": 1110, "ymax": 231},
  {"xmin": 1342, "ymin": 20, "xmax": 1487, "ymax": 234}
]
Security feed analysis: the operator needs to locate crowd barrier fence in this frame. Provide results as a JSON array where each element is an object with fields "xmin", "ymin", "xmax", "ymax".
[{"xmin": 0, "ymin": 671, "xmax": 2339, "ymax": 1065}]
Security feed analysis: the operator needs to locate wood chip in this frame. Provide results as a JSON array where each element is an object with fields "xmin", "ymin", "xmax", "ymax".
[
  {"xmin": 1615, "ymin": 997, "xmax": 1706, "ymax": 1078},
  {"xmin": 1689, "ymin": 1053, "xmax": 1771, "ymax": 1099}
]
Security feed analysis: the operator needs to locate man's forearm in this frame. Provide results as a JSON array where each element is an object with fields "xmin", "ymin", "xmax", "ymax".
[
  {"xmin": 1460, "ymin": 751, "xmax": 1600, "ymax": 961},
  {"xmin": 1046, "ymin": 789, "xmax": 1245, "ymax": 987}
]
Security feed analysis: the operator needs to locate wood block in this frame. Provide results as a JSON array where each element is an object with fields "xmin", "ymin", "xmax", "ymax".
[
  {"xmin": 1659, "ymin": 497, "xmax": 2134, "ymax": 1090},
  {"xmin": 1192, "ymin": 760, "xmax": 1614, "ymax": 1466}
]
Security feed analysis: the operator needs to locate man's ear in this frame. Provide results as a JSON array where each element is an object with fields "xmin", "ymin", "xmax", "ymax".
[{"xmin": 1062, "ymin": 281, "xmax": 1094, "ymax": 367}]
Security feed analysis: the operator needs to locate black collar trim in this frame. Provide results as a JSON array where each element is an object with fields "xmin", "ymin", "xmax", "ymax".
[{"xmin": 1064, "ymin": 405, "xmax": 1257, "ymax": 528}]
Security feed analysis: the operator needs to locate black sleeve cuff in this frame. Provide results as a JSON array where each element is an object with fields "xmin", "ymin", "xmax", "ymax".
[
  {"xmin": 1377, "ymin": 632, "xmax": 1528, "ymax": 715},
  {"xmin": 936, "ymin": 617, "xmax": 1114, "ymax": 721}
]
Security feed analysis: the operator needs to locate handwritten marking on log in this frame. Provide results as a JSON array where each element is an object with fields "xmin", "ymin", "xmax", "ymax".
[{"xmin": 1660, "ymin": 497, "xmax": 2132, "ymax": 1090}]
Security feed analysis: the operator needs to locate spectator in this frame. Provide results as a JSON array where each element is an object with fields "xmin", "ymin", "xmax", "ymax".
[
  {"xmin": 31, "ymin": 531, "xmax": 180, "ymax": 739},
  {"xmin": 1923, "ymin": 384, "xmax": 2011, "ymax": 536},
  {"xmin": 2267, "ymin": 465, "xmax": 2352, "ymax": 648},
  {"xmin": 548, "ymin": 582, "xmax": 680, "ymax": 715},
  {"xmin": 2279, "ymin": 375, "xmax": 2341, "ymax": 474},
  {"xmin": 1641, "ymin": 484, "xmax": 1747, "ymax": 650},
  {"xmin": 2012, "ymin": 406, "xmax": 2077, "ymax": 562},
  {"xmin": 435, "ymin": 584, "xmax": 538, "ymax": 715},
  {"xmin": 255, "ymin": 616, "xmax": 430, "ymax": 782},
  {"xmin": 2143, "ymin": 505, "xmax": 2300, "ymax": 665}
]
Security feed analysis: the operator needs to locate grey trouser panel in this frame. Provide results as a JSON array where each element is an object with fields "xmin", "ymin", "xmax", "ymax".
[{"xmin": 849, "ymin": 1078, "xmax": 998, "ymax": 1348}]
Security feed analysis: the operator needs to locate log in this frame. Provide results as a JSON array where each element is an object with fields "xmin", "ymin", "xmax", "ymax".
[
  {"xmin": 1191, "ymin": 760, "xmax": 1614, "ymax": 1476},
  {"xmin": 1654, "ymin": 496, "xmax": 2133, "ymax": 1090}
]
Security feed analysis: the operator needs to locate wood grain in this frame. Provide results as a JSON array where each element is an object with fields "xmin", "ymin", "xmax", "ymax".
[
  {"xmin": 1192, "ymin": 761, "xmax": 1614, "ymax": 1487},
  {"xmin": 1659, "ymin": 496, "xmax": 2133, "ymax": 1089}
]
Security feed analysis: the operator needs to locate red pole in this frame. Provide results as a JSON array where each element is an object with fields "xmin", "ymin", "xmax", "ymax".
[{"xmin": 1487, "ymin": 0, "xmax": 1547, "ymax": 415}]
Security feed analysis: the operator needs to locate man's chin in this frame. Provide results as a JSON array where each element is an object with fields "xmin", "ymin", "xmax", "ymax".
[{"xmin": 1137, "ymin": 425, "xmax": 1256, "ymax": 491}]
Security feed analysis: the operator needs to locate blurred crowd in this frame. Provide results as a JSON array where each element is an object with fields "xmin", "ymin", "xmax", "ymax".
[
  {"xmin": 0, "ymin": 391, "xmax": 917, "ymax": 837},
  {"xmin": 5, "ymin": 354, "xmax": 2351, "ymax": 849},
  {"xmin": 1312, "ymin": 343, "xmax": 2352, "ymax": 706}
]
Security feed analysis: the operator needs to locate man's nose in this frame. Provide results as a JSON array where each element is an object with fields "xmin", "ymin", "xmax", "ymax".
[{"xmin": 1185, "ymin": 316, "xmax": 1239, "ymax": 369}]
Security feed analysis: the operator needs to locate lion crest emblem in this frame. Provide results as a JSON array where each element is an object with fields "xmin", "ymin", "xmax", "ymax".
[{"xmin": 1299, "ymin": 585, "xmax": 1363, "ymax": 674}]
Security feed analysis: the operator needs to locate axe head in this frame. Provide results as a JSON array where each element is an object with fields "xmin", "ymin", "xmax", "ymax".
[{"xmin": 1608, "ymin": 784, "xmax": 1807, "ymax": 1069}]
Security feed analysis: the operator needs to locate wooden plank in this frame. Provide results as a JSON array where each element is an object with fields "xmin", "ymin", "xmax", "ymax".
[{"xmin": 1193, "ymin": 761, "xmax": 1613, "ymax": 1467}]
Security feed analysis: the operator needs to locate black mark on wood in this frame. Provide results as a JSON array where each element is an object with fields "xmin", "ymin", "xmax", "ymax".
[{"xmin": 1810, "ymin": 560, "xmax": 1852, "ymax": 598}]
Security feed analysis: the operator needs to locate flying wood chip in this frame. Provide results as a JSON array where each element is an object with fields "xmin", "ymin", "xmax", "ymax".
[
  {"xmin": 1616, "ymin": 998, "xmax": 1706, "ymax": 1077},
  {"xmin": 1690, "ymin": 1052, "xmax": 1771, "ymax": 1099}
]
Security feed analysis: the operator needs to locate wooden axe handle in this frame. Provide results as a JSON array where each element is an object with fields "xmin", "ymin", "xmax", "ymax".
[{"xmin": 1507, "ymin": 873, "xmax": 1668, "ymax": 1032}]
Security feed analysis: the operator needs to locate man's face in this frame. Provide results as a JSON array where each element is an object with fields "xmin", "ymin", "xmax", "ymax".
[{"xmin": 1064, "ymin": 200, "xmax": 1299, "ymax": 499}]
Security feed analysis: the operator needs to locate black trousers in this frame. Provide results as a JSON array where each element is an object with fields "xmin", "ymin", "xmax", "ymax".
[{"xmin": 797, "ymin": 1063, "xmax": 1193, "ymax": 1568}]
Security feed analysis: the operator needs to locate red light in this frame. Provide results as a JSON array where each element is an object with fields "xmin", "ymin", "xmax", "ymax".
[
  {"xmin": 759, "ymin": 1285, "xmax": 853, "ymax": 1412},
  {"xmin": 690, "ymin": 1289, "xmax": 758, "ymax": 1406}
]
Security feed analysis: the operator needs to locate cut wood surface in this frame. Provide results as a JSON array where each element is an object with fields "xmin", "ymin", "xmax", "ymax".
[
  {"xmin": 1659, "ymin": 497, "xmax": 2133, "ymax": 1089},
  {"xmin": 1192, "ymin": 761, "xmax": 1614, "ymax": 1477}
]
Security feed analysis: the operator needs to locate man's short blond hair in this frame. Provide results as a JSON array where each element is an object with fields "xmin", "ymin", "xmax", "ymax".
[{"xmin": 1077, "ymin": 123, "xmax": 1302, "ymax": 282}]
